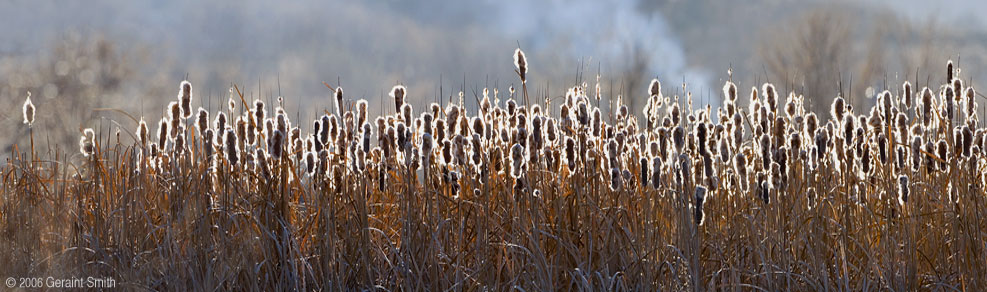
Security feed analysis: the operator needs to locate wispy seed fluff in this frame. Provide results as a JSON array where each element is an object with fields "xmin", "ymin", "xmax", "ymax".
[
  {"xmin": 694, "ymin": 185, "xmax": 707, "ymax": 226},
  {"xmin": 898, "ymin": 175, "xmax": 910, "ymax": 206},
  {"xmin": 179, "ymin": 80, "xmax": 193, "ymax": 119},
  {"xmin": 22, "ymin": 91, "xmax": 34, "ymax": 126},
  {"xmin": 80, "ymin": 128, "xmax": 95, "ymax": 157},
  {"xmin": 514, "ymin": 48, "xmax": 527, "ymax": 83}
]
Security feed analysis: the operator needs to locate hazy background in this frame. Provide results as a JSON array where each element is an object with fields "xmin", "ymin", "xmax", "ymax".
[{"xmin": 2, "ymin": 0, "xmax": 986, "ymax": 157}]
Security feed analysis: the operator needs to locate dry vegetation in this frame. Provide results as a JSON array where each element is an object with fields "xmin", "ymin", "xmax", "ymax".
[{"xmin": 2, "ymin": 49, "xmax": 987, "ymax": 291}]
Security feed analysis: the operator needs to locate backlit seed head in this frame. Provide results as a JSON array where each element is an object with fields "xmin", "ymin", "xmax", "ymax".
[
  {"xmin": 514, "ymin": 48, "xmax": 527, "ymax": 83},
  {"xmin": 723, "ymin": 81, "xmax": 737, "ymax": 102},
  {"xmin": 22, "ymin": 92, "xmax": 34, "ymax": 126},
  {"xmin": 898, "ymin": 175, "xmax": 910, "ymax": 205},
  {"xmin": 80, "ymin": 128, "xmax": 95, "ymax": 157},
  {"xmin": 390, "ymin": 85, "xmax": 406, "ymax": 112},
  {"xmin": 179, "ymin": 80, "xmax": 192, "ymax": 119},
  {"xmin": 694, "ymin": 185, "xmax": 707, "ymax": 226}
]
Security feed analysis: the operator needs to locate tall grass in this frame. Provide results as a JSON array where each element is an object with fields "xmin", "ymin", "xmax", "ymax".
[{"xmin": 2, "ymin": 52, "xmax": 986, "ymax": 291}]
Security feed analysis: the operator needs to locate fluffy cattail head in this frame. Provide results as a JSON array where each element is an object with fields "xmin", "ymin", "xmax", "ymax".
[
  {"xmin": 831, "ymin": 95, "xmax": 846, "ymax": 122},
  {"xmin": 514, "ymin": 48, "xmax": 527, "ymax": 83},
  {"xmin": 762, "ymin": 83, "xmax": 778, "ymax": 113},
  {"xmin": 694, "ymin": 185, "xmax": 707, "ymax": 226},
  {"xmin": 196, "ymin": 108, "xmax": 209, "ymax": 133},
  {"xmin": 22, "ymin": 91, "xmax": 34, "ymax": 126},
  {"xmin": 179, "ymin": 80, "xmax": 192, "ymax": 119},
  {"xmin": 158, "ymin": 118, "xmax": 169, "ymax": 145},
  {"xmin": 80, "ymin": 128, "xmax": 95, "ymax": 157},
  {"xmin": 921, "ymin": 87, "xmax": 934, "ymax": 127},
  {"xmin": 947, "ymin": 59, "xmax": 954, "ymax": 82},
  {"xmin": 723, "ymin": 81, "xmax": 737, "ymax": 102},
  {"xmin": 388, "ymin": 85, "xmax": 406, "ymax": 113},
  {"xmin": 649, "ymin": 78, "xmax": 661, "ymax": 98},
  {"xmin": 136, "ymin": 118, "xmax": 149, "ymax": 146},
  {"xmin": 510, "ymin": 143, "xmax": 525, "ymax": 179}
]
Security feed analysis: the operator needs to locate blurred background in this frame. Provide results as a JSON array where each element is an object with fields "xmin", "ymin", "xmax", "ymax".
[{"xmin": 1, "ymin": 0, "xmax": 985, "ymax": 158}]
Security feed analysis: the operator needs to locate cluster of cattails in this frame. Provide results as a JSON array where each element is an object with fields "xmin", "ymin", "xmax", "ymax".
[{"xmin": 80, "ymin": 54, "xmax": 985, "ymax": 219}]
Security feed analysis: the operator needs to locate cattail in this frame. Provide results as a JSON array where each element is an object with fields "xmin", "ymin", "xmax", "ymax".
[
  {"xmin": 361, "ymin": 123, "xmax": 372, "ymax": 154},
  {"xmin": 935, "ymin": 139, "xmax": 948, "ymax": 171},
  {"xmin": 158, "ymin": 118, "xmax": 169, "ymax": 145},
  {"xmin": 910, "ymin": 136, "xmax": 922, "ymax": 172},
  {"xmin": 609, "ymin": 167, "xmax": 622, "ymax": 191},
  {"xmin": 831, "ymin": 95, "xmax": 846, "ymax": 122},
  {"xmin": 944, "ymin": 86, "xmax": 955, "ymax": 122},
  {"xmin": 723, "ymin": 81, "xmax": 737, "ymax": 102},
  {"xmin": 174, "ymin": 130, "xmax": 186, "ymax": 154},
  {"xmin": 964, "ymin": 87, "xmax": 977, "ymax": 119},
  {"xmin": 270, "ymin": 130, "xmax": 284, "ymax": 159},
  {"xmin": 225, "ymin": 129, "xmax": 238, "ymax": 166},
  {"xmin": 305, "ymin": 151, "xmax": 316, "ymax": 175},
  {"xmin": 80, "ymin": 128, "xmax": 95, "ymax": 157},
  {"xmin": 215, "ymin": 111, "xmax": 228, "ymax": 133},
  {"xmin": 168, "ymin": 101, "xmax": 181, "ymax": 137},
  {"xmin": 514, "ymin": 48, "xmax": 527, "ymax": 83},
  {"xmin": 179, "ymin": 80, "xmax": 192, "ymax": 119},
  {"xmin": 651, "ymin": 156, "xmax": 663, "ymax": 190},
  {"xmin": 510, "ymin": 143, "xmax": 525, "ymax": 179},
  {"xmin": 195, "ymin": 107, "xmax": 209, "ymax": 134},
  {"xmin": 677, "ymin": 154, "xmax": 692, "ymax": 187},
  {"xmin": 946, "ymin": 59, "xmax": 954, "ymax": 82},
  {"xmin": 762, "ymin": 83, "xmax": 778, "ymax": 113},
  {"xmin": 920, "ymin": 87, "xmax": 933, "ymax": 127},
  {"xmin": 734, "ymin": 153, "xmax": 748, "ymax": 191},
  {"xmin": 252, "ymin": 100, "xmax": 266, "ymax": 125},
  {"xmin": 694, "ymin": 185, "xmax": 707, "ymax": 226},
  {"xmin": 203, "ymin": 129, "xmax": 214, "ymax": 158},
  {"xmin": 961, "ymin": 125, "xmax": 973, "ymax": 158},
  {"xmin": 356, "ymin": 99, "xmax": 368, "ymax": 126},
  {"xmin": 22, "ymin": 92, "xmax": 34, "ymax": 126},
  {"xmin": 402, "ymin": 103, "xmax": 414, "ymax": 126},
  {"xmin": 898, "ymin": 175, "xmax": 910, "ymax": 206},
  {"xmin": 137, "ymin": 118, "xmax": 149, "ymax": 147},
  {"xmin": 672, "ymin": 126, "xmax": 685, "ymax": 152}
]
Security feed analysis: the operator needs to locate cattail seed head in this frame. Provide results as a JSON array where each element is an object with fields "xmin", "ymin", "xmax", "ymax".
[
  {"xmin": 723, "ymin": 81, "xmax": 737, "ymax": 102},
  {"xmin": 694, "ymin": 185, "xmax": 707, "ymax": 226},
  {"xmin": 920, "ymin": 87, "xmax": 934, "ymax": 127},
  {"xmin": 22, "ymin": 92, "xmax": 34, "ymax": 126},
  {"xmin": 514, "ymin": 48, "xmax": 527, "ymax": 83},
  {"xmin": 898, "ymin": 175, "xmax": 910, "ymax": 205},
  {"xmin": 136, "ymin": 117, "xmax": 149, "ymax": 147},
  {"xmin": 179, "ymin": 80, "xmax": 192, "ymax": 119},
  {"xmin": 946, "ymin": 59, "xmax": 954, "ymax": 82},
  {"xmin": 831, "ymin": 95, "xmax": 846, "ymax": 122},
  {"xmin": 510, "ymin": 143, "xmax": 525, "ymax": 179},
  {"xmin": 389, "ymin": 85, "xmax": 406, "ymax": 113},
  {"xmin": 80, "ymin": 128, "xmax": 95, "ymax": 157},
  {"xmin": 762, "ymin": 83, "xmax": 778, "ymax": 113}
]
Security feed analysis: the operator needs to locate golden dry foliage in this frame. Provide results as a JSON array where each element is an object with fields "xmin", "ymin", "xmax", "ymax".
[{"xmin": 2, "ymin": 52, "xmax": 986, "ymax": 291}]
